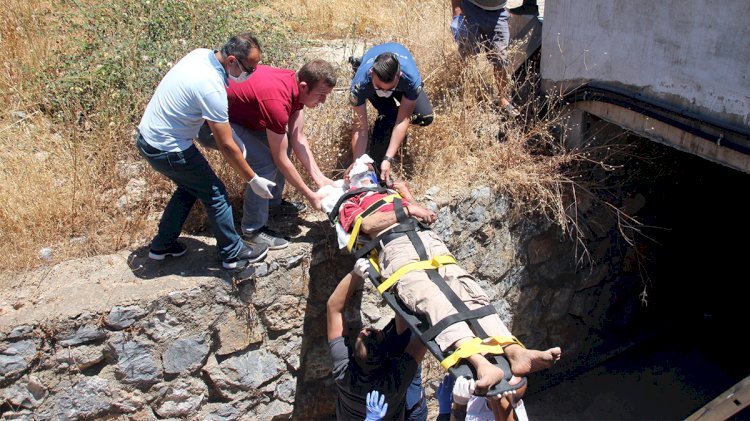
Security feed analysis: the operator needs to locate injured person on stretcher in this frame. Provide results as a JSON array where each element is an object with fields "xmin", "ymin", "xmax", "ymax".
[{"xmin": 322, "ymin": 154, "xmax": 562, "ymax": 397}]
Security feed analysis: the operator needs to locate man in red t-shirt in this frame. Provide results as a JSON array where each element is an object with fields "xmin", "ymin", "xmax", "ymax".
[{"xmin": 199, "ymin": 60, "xmax": 337, "ymax": 249}]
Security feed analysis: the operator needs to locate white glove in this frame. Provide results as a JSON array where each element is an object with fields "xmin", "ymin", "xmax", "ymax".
[
  {"xmin": 452, "ymin": 377, "xmax": 475, "ymax": 406},
  {"xmin": 353, "ymin": 258, "xmax": 371, "ymax": 279},
  {"xmin": 248, "ymin": 175, "xmax": 276, "ymax": 199}
]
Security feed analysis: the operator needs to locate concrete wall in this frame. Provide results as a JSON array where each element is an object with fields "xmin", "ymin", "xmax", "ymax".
[{"xmin": 541, "ymin": 0, "xmax": 750, "ymax": 129}]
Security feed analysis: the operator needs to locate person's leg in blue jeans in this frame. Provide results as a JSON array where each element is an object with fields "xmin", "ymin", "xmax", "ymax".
[
  {"xmin": 405, "ymin": 365, "xmax": 428, "ymax": 421},
  {"xmin": 136, "ymin": 135, "xmax": 243, "ymax": 261}
]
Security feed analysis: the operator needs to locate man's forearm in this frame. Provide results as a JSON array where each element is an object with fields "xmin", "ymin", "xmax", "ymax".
[
  {"xmin": 385, "ymin": 118, "xmax": 409, "ymax": 159},
  {"xmin": 327, "ymin": 272, "xmax": 363, "ymax": 313},
  {"xmin": 326, "ymin": 272, "xmax": 365, "ymax": 340},
  {"xmin": 361, "ymin": 211, "xmax": 399, "ymax": 235},
  {"xmin": 351, "ymin": 105, "xmax": 369, "ymax": 159},
  {"xmin": 209, "ymin": 121, "xmax": 256, "ymax": 181},
  {"xmin": 292, "ymin": 135, "xmax": 329, "ymax": 187},
  {"xmin": 275, "ymin": 154, "xmax": 316, "ymax": 199},
  {"xmin": 351, "ymin": 128, "xmax": 368, "ymax": 159},
  {"xmin": 385, "ymin": 99, "xmax": 416, "ymax": 159},
  {"xmin": 218, "ymin": 143, "xmax": 256, "ymax": 181},
  {"xmin": 268, "ymin": 130, "xmax": 316, "ymax": 200}
]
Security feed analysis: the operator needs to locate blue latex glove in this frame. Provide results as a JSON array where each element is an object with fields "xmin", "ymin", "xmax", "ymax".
[
  {"xmin": 365, "ymin": 390, "xmax": 388, "ymax": 421},
  {"xmin": 450, "ymin": 15, "xmax": 465, "ymax": 42},
  {"xmin": 436, "ymin": 373, "xmax": 455, "ymax": 414}
]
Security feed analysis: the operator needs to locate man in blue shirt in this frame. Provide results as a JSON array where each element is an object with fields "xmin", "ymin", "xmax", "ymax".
[{"xmin": 349, "ymin": 43, "xmax": 434, "ymax": 185}]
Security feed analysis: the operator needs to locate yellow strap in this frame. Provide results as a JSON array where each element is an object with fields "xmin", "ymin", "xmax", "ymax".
[
  {"xmin": 377, "ymin": 255, "xmax": 457, "ymax": 294},
  {"xmin": 346, "ymin": 216, "xmax": 363, "ymax": 252},
  {"xmin": 377, "ymin": 194, "xmax": 400, "ymax": 205},
  {"xmin": 440, "ymin": 335, "xmax": 525, "ymax": 369},
  {"xmin": 368, "ymin": 255, "xmax": 380, "ymax": 274},
  {"xmin": 345, "ymin": 194, "xmax": 401, "ymax": 253}
]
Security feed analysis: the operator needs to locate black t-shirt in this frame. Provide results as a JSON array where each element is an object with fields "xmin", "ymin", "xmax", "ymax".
[{"xmin": 329, "ymin": 331, "xmax": 419, "ymax": 420}]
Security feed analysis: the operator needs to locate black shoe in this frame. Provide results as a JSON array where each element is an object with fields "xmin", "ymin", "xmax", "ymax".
[
  {"xmin": 269, "ymin": 200, "xmax": 307, "ymax": 216},
  {"xmin": 222, "ymin": 243, "xmax": 268, "ymax": 269},
  {"xmin": 242, "ymin": 227, "xmax": 290, "ymax": 250},
  {"xmin": 348, "ymin": 55, "xmax": 362, "ymax": 72},
  {"xmin": 148, "ymin": 242, "xmax": 187, "ymax": 260}
]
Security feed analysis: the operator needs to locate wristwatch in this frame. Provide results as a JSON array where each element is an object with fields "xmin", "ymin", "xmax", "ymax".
[{"xmin": 383, "ymin": 155, "xmax": 395, "ymax": 163}]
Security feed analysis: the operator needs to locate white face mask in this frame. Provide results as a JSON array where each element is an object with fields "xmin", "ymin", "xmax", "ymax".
[
  {"xmin": 375, "ymin": 89, "xmax": 393, "ymax": 98},
  {"xmin": 228, "ymin": 60, "xmax": 252, "ymax": 83},
  {"xmin": 228, "ymin": 72, "xmax": 250, "ymax": 83}
]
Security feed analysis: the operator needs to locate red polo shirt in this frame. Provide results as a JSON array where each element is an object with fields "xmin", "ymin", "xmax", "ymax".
[{"xmin": 226, "ymin": 65, "xmax": 303, "ymax": 135}]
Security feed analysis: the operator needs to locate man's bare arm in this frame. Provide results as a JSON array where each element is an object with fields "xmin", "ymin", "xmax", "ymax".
[
  {"xmin": 267, "ymin": 129, "xmax": 323, "ymax": 211},
  {"xmin": 207, "ymin": 120, "xmax": 256, "ymax": 181},
  {"xmin": 288, "ymin": 110, "xmax": 333, "ymax": 188},
  {"xmin": 326, "ymin": 272, "xmax": 365, "ymax": 341},
  {"xmin": 391, "ymin": 180, "xmax": 416, "ymax": 202},
  {"xmin": 360, "ymin": 211, "xmax": 399, "ymax": 235},
  {"xmin": 360, "ymin": 203, "xmax": 437, "ymax": 234},
  {"xmin": 351, "ymin": 104, "xmax": 369, "ymax": 160}
]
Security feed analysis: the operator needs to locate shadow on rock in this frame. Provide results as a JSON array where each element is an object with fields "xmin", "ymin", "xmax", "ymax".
[{"xmin": 126, "ymin": 237, "xmax": 237, "ymax": 281}]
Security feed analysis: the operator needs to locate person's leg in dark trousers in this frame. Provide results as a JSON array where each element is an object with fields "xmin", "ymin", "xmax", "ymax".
[
  {"xmin": 410, "ymin": 90, "xmax": 434, "ymax": 127},
  {"xmin": 367, "ymin": 91, "xmax": 434, "ymax": 165},
  {"xmin": 367, "ymin": 93, "xmax": 400, "ymax": 164},
  {"xmin": 136, "ymin": 135, "xmax": 243, "ymax": 261}
]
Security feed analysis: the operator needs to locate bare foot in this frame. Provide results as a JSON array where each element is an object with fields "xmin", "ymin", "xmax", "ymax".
[
  {"xmin": 469, "ymin": 354, "xmax": 506, "ymax": 395},
  {"xmin": 505, "ymin": 345, "xmax": 561, "ymax": 377}
]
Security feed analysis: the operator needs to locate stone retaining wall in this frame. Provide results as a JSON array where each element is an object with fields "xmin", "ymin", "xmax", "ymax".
[{"xmin": 1, "ymin": 186, "xmax": 642, "ymax": 419}]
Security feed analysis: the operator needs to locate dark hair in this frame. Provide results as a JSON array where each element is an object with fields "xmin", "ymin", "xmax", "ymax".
[
  {"xmin": 220, "ymin": 32, "xmax": 261, "ymax": 61},
  {"xmin": 297, "ymin": 59, "xmax": 338, "ymax": 89},
  {"xmin": 354, "ymin": 333, "xmax": 383, "ymax": 372},
  {"xmin": 372, "ymin": 52, "xmax": 400, "ymax": 82}
]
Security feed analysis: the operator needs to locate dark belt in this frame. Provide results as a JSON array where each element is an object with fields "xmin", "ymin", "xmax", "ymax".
[
  {"xmin": 353, "ymin": 217, "xmax": 426, "ymax": 259},
  {"xmin": 380, "ymin": 223, "xmax": 425, "ymax": 247},
  {"xmin": 136, "ymin": 134, "xmax": 162, "ymax": 154}
]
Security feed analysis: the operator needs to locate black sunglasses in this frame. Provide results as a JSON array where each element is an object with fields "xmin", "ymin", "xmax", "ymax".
[{"xmin": 236, "ymin": 58, "xmax": 256, "ymax": 74}]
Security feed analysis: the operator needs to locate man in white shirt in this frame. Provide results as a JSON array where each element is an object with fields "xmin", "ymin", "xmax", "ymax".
[{"xmin": 136, "ymin": 32, "xmax": 273, "ymax": 269}]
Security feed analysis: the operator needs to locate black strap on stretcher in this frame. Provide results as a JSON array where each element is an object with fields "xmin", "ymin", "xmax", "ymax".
[
  {"xmin": 327, "ymin": 186, "xmax": 388, "ymax": 226},
  {"xmin": 358, "ymin": 197, "xmax": 527, "ymax": 396}
]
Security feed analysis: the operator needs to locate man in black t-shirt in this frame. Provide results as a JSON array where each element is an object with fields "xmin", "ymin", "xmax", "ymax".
[
  {"xmin": 378, "ymin": 319, "xmax": 428, "ymax": 421},
  {"xmin": 327, "ymin": 261, "xmax": 427, "ymax": 420}
]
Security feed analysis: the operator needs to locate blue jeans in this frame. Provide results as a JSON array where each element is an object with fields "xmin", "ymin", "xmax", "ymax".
[
  {"xmin": 136, "ymin": 134, "xmax": 243, "ymax": 260},
  {"xmin": 405, "ymin": 365, "xmax": 428, "ymax": 421}
]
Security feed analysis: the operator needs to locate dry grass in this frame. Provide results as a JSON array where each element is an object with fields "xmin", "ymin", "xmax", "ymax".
[{"xmin": 0, "ymin": 0, "xmax": 614, "ymax": 274}]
